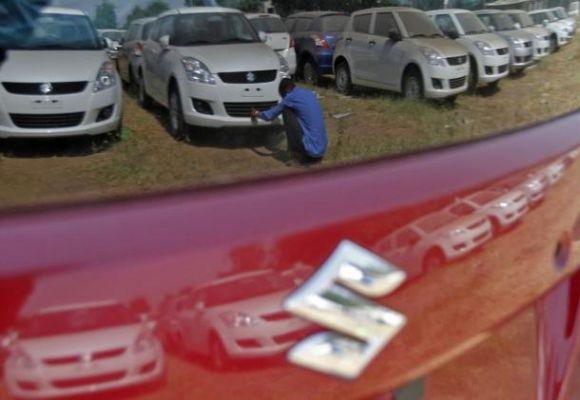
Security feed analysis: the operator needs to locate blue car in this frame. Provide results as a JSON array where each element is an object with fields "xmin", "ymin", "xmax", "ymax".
[{"xmin": 285, "ymin": 11, "xmax": 349, "ymax": 85}]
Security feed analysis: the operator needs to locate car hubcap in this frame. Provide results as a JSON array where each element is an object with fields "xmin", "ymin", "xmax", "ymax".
[
  {"xmin": 337, "ymin": 68, "xmax": 347, "ymax": 91},
  {"xmin": 406, "ymin": 77, "xmax": 420, "ymax": 98}
]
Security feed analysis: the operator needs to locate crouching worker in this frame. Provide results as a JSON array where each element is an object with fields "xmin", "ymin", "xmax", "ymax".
[{"xmin": 251, "ymin": 78, "xmax": 328, "ymax": 164}]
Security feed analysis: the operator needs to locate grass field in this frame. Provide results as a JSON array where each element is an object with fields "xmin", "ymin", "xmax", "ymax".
[{"xmin": 1, "ymin": 39, "xmax": 579, "ymax": 210}]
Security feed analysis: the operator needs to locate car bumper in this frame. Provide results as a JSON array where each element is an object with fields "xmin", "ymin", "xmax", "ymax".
[
  {"xmin": 179, "ymin": 77, "xmax": 282, "ymax": 129},
  {"xmin": 495, "ymin": 204, "xmax": 529, "ymax": 228},
  {"xmin": 315, "ymin": 50, "xmax": 334, "ymax": 75},
  {"xmin": 478, "ymin": 54, "xmax": 510, "ymax": 83},
  {"xmin": 5, "ymin": 351, "xmax": 164, "ymax": 399},
  {"xmin": 443, "ymin": 229, "xmax": 493, "ymax": 260},
  {"xmin": 423, "ymin": 64, "xmax": 469, "ymax": 99},
  {"xmin": 533, "ymin": 39, "xmax": 551, "ymax": 60},
  {"xmin": 510, "ymin": 46, "xmax": 534, "ymax": 70},
  {"xmin": 0, "ymin": 84, "xmax": 122, "ymax": 139}
]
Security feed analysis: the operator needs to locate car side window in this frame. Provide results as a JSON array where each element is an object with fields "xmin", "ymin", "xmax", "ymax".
[
  {"xmin": 396, "ymin": 229, "xmax": 421, "ymax": 248},
  {"xmin": 294, "ymin": 18, "xmax": 311, "ymax": 32},
  {"xmin": 374, "ymin": 12, "xmax": 399, "ymax": 37},
  {"xmin": 478, "ymin": 14, "xmax": 492, "ymax": 28},
  {"xmin": 149, "ymin": 20, "xmax": 160, "ymax": 41},
  {"xmin": 310, "ymin": 17, "xmax": 322, "ymax": 32},
  {"xmin": 435, "ymin": 14, "xmax": 458, "ymax": 36},
  {"xmin": 142, "ymin": 22, "xmax": 154, "ymax": 40},
  {"xmin": 156, "ymin": 16, "xmax": 174, "ymax": 41},
  {"xmin": 353, "ymin": 14, "xmax": 372, "ymax": 34},
  {"xmin": 285, "ymin": 18, "xmax": 296, "ymax": 32}
]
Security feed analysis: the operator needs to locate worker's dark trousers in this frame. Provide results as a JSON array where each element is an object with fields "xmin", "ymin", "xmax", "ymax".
[{"xmin": 282, "ymin": 109, "xmax": 321, "ymax": 163}]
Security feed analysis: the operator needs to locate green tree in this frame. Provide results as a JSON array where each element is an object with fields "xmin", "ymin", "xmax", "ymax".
[{"xmin": 94, "ymin": 0, "xmax": 118, "ymax": 29}]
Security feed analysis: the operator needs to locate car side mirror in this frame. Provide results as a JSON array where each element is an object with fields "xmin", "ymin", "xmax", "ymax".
[
  {"xmin": 388, "ymin": 30, "xmax": 402, "ymax": 42},
  {"xmin": 514, "ymin": 22, "xmax": 522, "ymax": 29},
  {"xmin": 159, "ymin": 35, "xmax": 170, "ymax": 49},
  {"xmin": 259, "ymin": 31, "xmax": 268, "ymax": 43}
]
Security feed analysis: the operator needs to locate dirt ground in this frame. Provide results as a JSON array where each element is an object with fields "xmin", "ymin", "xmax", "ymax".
[{"xmin": 1, "ymin": 39, "xmax": 580, "ymax": 210}]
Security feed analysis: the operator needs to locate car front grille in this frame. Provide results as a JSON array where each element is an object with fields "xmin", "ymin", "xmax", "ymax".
[
  {"xmin": 498, "ymin": 64, "xmax": 509, "ymax": 73},
  {"xmin": 447, "ymin": 55, "xmax": 467, "ymax": 66},
  {"xmin": 2, "ymin": 81, "xmax": 88, "ymax": 95},
  {"xmin": 524, "ymin": 41, "xmax": 533, "ymax": 48},
  {"xmin": 544, "ymin": 35, "xmax": 550, "ymax": 41},
  {"xmin": 496, "ymin": 47, "xmax": 509, "ymax": 55},
  {"xmin": 52, "ymin": 371, "xmax": 126, "ymax": 389},
  {"xmin": 449, "ymin": 76, "xmax": 466, "ymax": 89},
  {"xmin": 43, "ymin": 347, "xmax": 126, "ymax": 366},
  {"xmin": 224, "ymin": 101, "xmax": 277, "ymax": 118},
  {"xmin": 10, "ymin": 112, "xmax": 85, "ymax": 129},
  {"xmin": 218, "ymin": 70, "xmax": 277, "ymax": 84}
]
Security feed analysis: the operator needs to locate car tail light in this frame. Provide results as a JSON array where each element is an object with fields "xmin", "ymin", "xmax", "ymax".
[
  {"xmin": 312, "ymin": 34, "xmax": 330, "ymax": 48},
  {"xmin": 133, "ymin": 42, "xmax": 144, "ymax": 57}
]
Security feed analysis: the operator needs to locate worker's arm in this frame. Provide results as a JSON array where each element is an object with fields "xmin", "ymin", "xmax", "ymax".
[{"xmin": 251, "ymin": 95, "xmax": 294, "ymax": 121}]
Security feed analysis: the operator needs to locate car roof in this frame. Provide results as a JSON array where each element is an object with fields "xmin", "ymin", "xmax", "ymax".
[
  {"xmin": 475, "ymin": 9, "xmax": 504, "ymax": 14},
  {"xmin": 287, "ymin": 11, "xmax": 347, "ymax": 18},
  {"xmin": 427, "ymin": 8, "xmax": 474, "ymax": 14},
  {"xmin": 504, "ymin": 9, "xmax": 526, "ymax": 13},
  {"xmin": 42, "ymin": 7, "xmax": 86, "ymax": 16},
  {"xmin": 354, "ymin": 7, "xmax": 420, "ymax": 15},
  {"xmin": 159, "ymin": 7, "xmax": 241, "ymax": 18},
  {"xmin": 246, "ymin": 13, "xmax": 282, "ymax": 19},
  {"xmin": 130, "ymin": 17, "xmax": 156, "ymax": 25}
]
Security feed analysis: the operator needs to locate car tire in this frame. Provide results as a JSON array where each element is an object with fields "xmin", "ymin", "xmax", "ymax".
[
  {"xmin": 303, "ymin": 60, "xmax": 320, "ymax": 86},
  {"xmin": 209, "ymin": 333, "xmax": 229, "ymax": 370},
  {"xmin": 551, "ymin": 35, "xmax": 559, "ymax": 52},
  {"xmin": 335, "ymin": 62, "xmax": 353, "ymax": 95},
  {"xmin": 488, "ymin": 80, "xmax": 500, "ymax": 89},
  {"xmin": 423, "ymin": 248, "xmax": 445, "ymax": 273},
  {"xmin": 138, "ymin": 73, "xmax": 153, "ymax": 109},
  {"xmin": 169, "ymin": 88, "xmax": 189, "ymax": 141},
  {"xmin": 402, "ymin": 69, "xmax": 423, "ymax": 99},
  {"xmin": 468, "ymin": 57, "xmax": 478, "ymax": 94},
  {"xmin": 108, "ymin": 119, "xmax": 123, "ymax": 143}
]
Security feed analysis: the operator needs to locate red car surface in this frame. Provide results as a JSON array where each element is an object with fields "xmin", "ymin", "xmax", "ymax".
[{"xmin": 0, "ymin": 111, "xmax": 579, "ymax": 399}]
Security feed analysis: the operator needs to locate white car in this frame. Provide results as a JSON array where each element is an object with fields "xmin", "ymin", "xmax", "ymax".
[
  {"xmin": 376, "ymin": 209, "xmax": 493, "ymax": 274},
  {"xmin": 451, "ymin": 189, "xmax": 529, "ymax": 233},
  {"xmin": 4, "ymin": 301, "xmax": 164, "ymax": 399},
  {"xmin": 247, "ymin": 13, "xmax": 297, "ymax": 75},
  {"xmin": 492, "ymin": 170, "xmax": 550, "ymax": 205},
  {"xmin": 529, "ymin": 10, "xmax": 572, "ymax": 48},
  {"xmin": 550, "ymin": 7, "xmax": 577, "ymax": 35},
  {"xmin": 0, "ymin": 8, "xmax": 122, "ymax": 139},
  {"xmin": 141, "ymin": 7, "xmax": 289, "ymax": 139},
  {"xmin": 570, "ymin": 2, "xmax": 580, "ymax": 18},
  {"xmin": 506, "ymin": 10, "xmax": 552, "ymax": 59},
  {"xmin": 98, "ymin": 29, "xmax": 126, "ymax": 60},
  {"xmin": 164, "ymin": 270, "xmax": 310, "ymax": 369},
  {"xmin": 333, "ymin": 7, "xmax": 470, "ymax": 100},
  {"xmin": 475, "ymin": 10, "xmax": 535, "ymax": 73},
  {"xmin": 543, "ymin": 160, "xmax": 566, "ymax": 185},
  {"xmin": 428, "ymin": 9, "xmax": 510, "ymax": 89}
]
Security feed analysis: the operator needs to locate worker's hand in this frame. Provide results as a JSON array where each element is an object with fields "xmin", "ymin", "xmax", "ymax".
[{"xmin": 250, "ymin": 108, "xmax": 261, "ymax": 120}]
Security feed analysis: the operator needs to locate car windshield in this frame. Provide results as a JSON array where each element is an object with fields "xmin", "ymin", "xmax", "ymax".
[
  {"xmin": 416, "ymin": 212, "xmax": 457, "ymax": 233},
  {"xmin": 18, "ymin": 304, "xmax": 137, "ymax": 339},
  {"xmin": 249, "ymin": 17, "xmax": 287, "ymax": 33},
  {"xmin": 487, "ymin": 13, "xmax": 517, "ymax": 31},
  {"xmin": 172, "ymin": 13, "xmax": 259, "ymax": 46},
  {"xmin": 509, "ymin": 13, "xmax": 535, "ymax": 28},
  {"xmin": 8, "ymin": 13, "xmax": 101, "ymax": 50},
  {"xmin": 399, "ymin": 11, "xmax": 444, "ymax": 38},
  {"xmin": 320, "ymin": 14, "xmax": 349, "ymax": 32},
  {"xmin": 456, "ymin": 12, "xmax": 488, "ymax": 34},
  {"xmin": 531, "ymin": 11, "xmax": 556, "ymax": 24},
  {"xmin": 553, "ymin": 9, "xmax": 567, "ymax": 19},
  {"xmin": 471, "ymin": 191, "xmax": 502, "ymax": 205}
]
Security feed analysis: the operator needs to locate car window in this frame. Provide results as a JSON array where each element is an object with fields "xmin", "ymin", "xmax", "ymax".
[
  {"xmin": 156, "ymin": 16, "xmax": 174, "ymax": 41},
  {"xmin": 450, "ymin": 203, "xmax": 476, "ymax": 217},
  {"xmin": 320, "ymin": 14, "xmax": 349, "ymax": 32},
  {"xmin": 395, "ymin": 229, "xmax": 421, "ymax": 248},
  {"xmin": 294, "ymin": 18, "xmax": 312, "ymax": 32},
  {"xmin": 398, "ymin": 11, "xmax": 443, "ymax": 38},
  {"xmin": 434, "ymin": 14, "xmax": 458, "ymax": 36},
  {"xmin": 172, "ymin": 13, "xmax": 258, "ymax": 46},
  {"xmin": 249, "ymin": 17, "xmax": 287, "ymax": 33},
  {"xmin": 285, "ymin": 17, "xmax": 296, "ymax": 31},
  {"xmin": 375, "ymin": 12, "xmax": 399, "ymax": 37},
  {"xmin": 353, "ymin": 14, "xmax": 372, "ymax": 34},
  {"xmin": 141, "ymin": 21, "xmax": 154, "ymax": 40},
  {"xmin": 455, "ymin": 12, "xmax": 488, "ymax": 34}
]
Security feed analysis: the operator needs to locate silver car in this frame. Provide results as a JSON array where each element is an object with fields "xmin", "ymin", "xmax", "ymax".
[
  {"xmin": 333, "ymin": 7, "xmax": 470, "ymax": 100},
  {"xmin": 506, "ymin": 10, "xmax": 552, "ymax": 59},
  {"xmin": 140, "ymin": 7, "xmax": 289, "ymax": 139},
  {"xmin": 550, "ymin": 7, "xmax": 577, "ymax": 35},
  {"xmin": 529, "ymin": 9, "xmax": 572, "ymax": 49},
  {"xmin": 0, "ymin": 8, "xmax": 123, "ymax": 139},
  {"xmin": 475, "ymin": 10, "xmax": 535, "ymax": 73},
  {"xmin": 428, "ymin": 9, "xmax": 510, "ymax": 90},
  {"xmin": 117, "ymin": 18, "xmax": 155, "ymax": 89}
]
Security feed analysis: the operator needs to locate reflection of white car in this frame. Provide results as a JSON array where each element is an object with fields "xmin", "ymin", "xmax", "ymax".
[
  {"xmin": 4, "ymin": 301, "xmax": 164, "ymax": 399},
  {"xmin": 544, "ymin": 160, "xmax": 566, "ymax": 185},
  {"xmin": 376, "ymin": 209, "xmax": 492, "ymax": 274},
  {"xmin": 492, "ymin": 171, "xmax": 550, "ymax": 205},
  {"xmin": 166, "ymin": 270, "xmax": 310, "ymax": 369},
  {"xmin": 451, "ymin": 189, "xmax": 529, "ymax": 233}
]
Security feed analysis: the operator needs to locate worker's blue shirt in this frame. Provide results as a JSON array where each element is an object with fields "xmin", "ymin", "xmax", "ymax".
[{"xmin": 260, "ymin": 88, "xmax": 328, "ymax": 158}]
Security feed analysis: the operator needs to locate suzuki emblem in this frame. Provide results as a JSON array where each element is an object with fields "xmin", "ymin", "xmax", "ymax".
[
  {"xmin": 284, "ymin": 240, "xmax": 407, "ymax": 380},
  {"xmin": 39, "ymin": 83, "xmax": 53, "ymax": 95},
  {"xmin": 246, "ymin": 72, "xmax": 257, "ymax": 83}
]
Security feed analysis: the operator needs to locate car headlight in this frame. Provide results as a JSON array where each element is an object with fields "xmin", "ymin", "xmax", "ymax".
[
  {"xmin": 220, "ymin": 312, "xmax": 260, "ymax": 328},
  {"xmin": 474, "ymin": 40, "xmax": 495, "ymax": 56},
  {"xmin": 8, "ymin": 347, "xmax": 36, "ymax": 369},
  {"xmin": 277, "ymin": 53, "xmax": 290, "ymax": 77},
  {"xmin": 444, "ymin": 228, "xmax": 466, "ymax": 238},
  {"xmin": 181, "ymin": 57, "xmax": 216, "ymax": 85},
  {"xmin": 420, "ymin": 47, "xmax": 445, "ymax": 66},
  {"xmin": 493, "ymin": 201, "xmax": 510, "ymax": 209},
  {"xmin": 133, "ymin": 331, "xmax": 157, "ymax": 353},
  {"xmin": 93, "ymin": 61, "xmax": 117, "ymax": 92}
]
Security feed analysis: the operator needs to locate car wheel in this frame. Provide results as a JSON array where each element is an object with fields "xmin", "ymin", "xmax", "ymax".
[
  {"xmin": 169, "ymin": 88, "xmax": 189, "ymax": 141},
  {"xmin": 402, "ymin": 69, "xmax": 423, "ymax": 99},
  {"xmin": 551, "ymin": 35, "xmax": 559, "ymax": 52},
  {"xmin": 303, "ymin": 60, "xmax": 320, "ymax": 86},
  {"xmin": 423, "ymin": 249, "xmax": 445, "ymax": 273},
  {"xmin": 488, "ymin": 80, "xmax": 500, "ymax": 89},
  {"xmin": 108, "ymin": 119, "xmax": 123, "ymax": 143},
  {"xmin": 138, "ymin": 74, "xmax": 153, "ymax": 109},
  {"xmin": 209, "ymin": 333, "xmax": 229, "ymax": 370},
  {"xmin": 335, "ymin": 62, "xmax": 353, "ymax": 95},
  {"xmin": 468, "ymin": 58, "xmax": 478, "ymax": 94}
]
